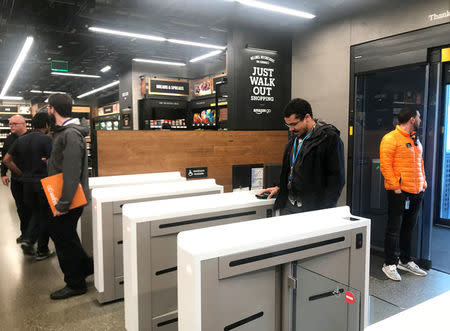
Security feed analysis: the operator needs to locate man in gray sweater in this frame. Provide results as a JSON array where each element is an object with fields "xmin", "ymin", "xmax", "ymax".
[{"xmin": 46, "ymin": 93, "xmax": 93, "ymax": 300}]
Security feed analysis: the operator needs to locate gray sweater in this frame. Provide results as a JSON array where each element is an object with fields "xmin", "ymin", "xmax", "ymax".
[{"xmin": 48, "ymin": 118, "xmax": 90, "ymax": 212}]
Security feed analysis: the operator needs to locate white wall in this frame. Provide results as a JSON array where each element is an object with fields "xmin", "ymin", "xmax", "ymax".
[{"xmin": 291, "ymin": 0, "xmax": 450, "ymax": 204}]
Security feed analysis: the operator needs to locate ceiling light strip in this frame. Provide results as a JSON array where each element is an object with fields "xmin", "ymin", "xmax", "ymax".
[
  {"xmin": 43, "ymin": 91, "xmax": 66, "ymax": 94},
  {"xmin": 100, "ymin": 65, "xmax": 111, "ymax": 72},
  {"xmin": 77, "ymin": 81, "xmax": 120, "ymax": 99},
  {"xmin": 233, "ymin": 0, "xmax": 315, "ymax": 19},
  {"xmin": 167, "ymin": 39, "xmax": 226, "ymax": 50},
  {"xmin": 89, "ymin": 26, "xmax": 226, "ymax": 50},
  {"xmin": 0, "ymin": 36, "xmax": 34, "ymax": 97},
  {"xmin": 190, "ymin": 50, "xmax": 223, "ymax": 63},
  {"xmin": 89, "ymin": 27, "xmax": 166, "ymax": 41},
  {"xmin": 0, "ymin": 96, "xmax": 23, "ymax": 100},
  {"xmin": 133, "ymin": 58, "xmax": 186, "ymax": 66},
  {"xmin": 51, "ymin": 72, "xmax": 101, "ymax": 78}
]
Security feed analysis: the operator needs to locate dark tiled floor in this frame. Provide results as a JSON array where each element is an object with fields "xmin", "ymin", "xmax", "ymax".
[
  {"xmin": 368, "ymin": 254, "xmax": 450, "ymax": 325},
  {"xmin": 0, "ymin": 184, "xmax": 125, "ymax": 331},
  {"xmin": 1, "ymin": 183, "xmax": 449, "ymax": 330}
]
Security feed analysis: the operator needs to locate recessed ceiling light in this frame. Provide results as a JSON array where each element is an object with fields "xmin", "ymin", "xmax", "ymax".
[
  {"xmin": 57, "ymin": 45, "xmax": 63, "ymax": 49},
  {"xmin": 190, "ymin": 50, "xmax": 223, "ymax": 63},
  {"xmin": 132, "ymin": 58, "xmax": 186, "ymax": 66},
  {"xmin": 51, "ymin": 72, "xmax": 101, "ymax": 78},
  {"xmin": 77, "ymin": 80, "xmax": 120, "ymax": 99},
  {"xmin": 232, "ymin": 0, "xmax": 315, "ymax": 19},
  {"xmin": 100, "ymin": 65, "xmax": 111, "ymax": 72},
  {"xmin": 0, "ymin": 36, "xmax": 34, "ymax": 97}
]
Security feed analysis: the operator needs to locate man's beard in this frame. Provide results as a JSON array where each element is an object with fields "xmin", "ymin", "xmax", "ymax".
[{"xmin": 293, "ymin": 128, "xmax": 307, "ymax": 139}]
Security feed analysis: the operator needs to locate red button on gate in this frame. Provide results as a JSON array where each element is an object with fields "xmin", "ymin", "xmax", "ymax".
[{"xmin": 345, "ymin": 291, "xmax": 355, "ymax": 304}]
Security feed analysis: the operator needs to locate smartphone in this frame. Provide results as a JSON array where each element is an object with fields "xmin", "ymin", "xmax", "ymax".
[{"xmin": 255, "ymin": 192, "xmax": 271, "ymax": 199}]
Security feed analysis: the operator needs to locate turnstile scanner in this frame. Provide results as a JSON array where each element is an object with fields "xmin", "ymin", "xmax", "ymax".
[
  {"xmin": 122, "ymin": 190, "xmax": 276, "ymax": 331},
  {"xmin": 177, "ymin": 206, "xmax": 370, "ymax": 331},
  {"xmin": 80, "ymin": 172, "xmax": 185, "ymax": 256},
  {"xmin": 92, "ymin": 179, "xmax": 223, "ymax": 303}
]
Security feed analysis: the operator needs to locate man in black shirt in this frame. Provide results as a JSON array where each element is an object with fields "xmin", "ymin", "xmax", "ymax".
[
  {"xmin": 1, "ymin": 115, "xmax": 28, "ymax": 243},
  {"xmin": 4, "ymin": 112, "xmax": 53, "ymax": 259}
]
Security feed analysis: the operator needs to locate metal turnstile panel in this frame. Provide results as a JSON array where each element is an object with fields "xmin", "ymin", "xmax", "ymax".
[
  {"xmin": 217, "ymin": 267, "xmax": 278, "ymax": 331},
  {"xmin": 294, "ymin": 266, "xmax": 361, "ymax": 331},
  {"xmin": 152, "ymin": 311, "xmax": 178, "ymax": 330},
  {"xmin": 114, "ymin": 213, "xmax": 124, "ymax": 276},
  {"xmin": 115, "ymin": 276, "xmax": 124, "ymax": 299},
  {"xmin": 151, "ymin": 234, "xmax": 178, "ymax": 318}
]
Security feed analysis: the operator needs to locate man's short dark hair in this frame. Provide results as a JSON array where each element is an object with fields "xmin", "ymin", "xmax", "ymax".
[
  {"xmin": 48, "ymin": 93, "xmax": 73, "ymax": 117},
  {"xmin": 283, "ymin": 98, "xmax": 313, "ymax": 120},
  {"xmin": 398, "ymin": 107, "xmax": 417, "ymax": 124},
  {"xmin": 32, "ymin": 111, "xmax": 50, "ymax": 129}
]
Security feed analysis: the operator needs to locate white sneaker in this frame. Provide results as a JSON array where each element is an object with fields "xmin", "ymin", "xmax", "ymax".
[
  {"xmin": 382, "ymin": 264, "xmax": 402, "ymax": 281},
  {"xmin": 397, "ymin": 260, "xmax": 428, "ymax": 276}
]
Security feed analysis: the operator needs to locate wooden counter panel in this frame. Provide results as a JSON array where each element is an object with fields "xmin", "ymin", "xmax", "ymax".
[{"xmin": 97, "ymin": 131, "xmax": 287, "ymax": 192}]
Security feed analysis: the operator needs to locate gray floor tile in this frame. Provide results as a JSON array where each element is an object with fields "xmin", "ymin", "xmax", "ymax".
[{"xmin": 0, "ymin": 183, "xmax": 449, "ymax": 330}]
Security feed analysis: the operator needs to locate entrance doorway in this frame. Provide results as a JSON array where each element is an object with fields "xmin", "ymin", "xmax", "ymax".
[{"xmin": 349, "ymin": 40, "xmax": 450, "ymax": 274}]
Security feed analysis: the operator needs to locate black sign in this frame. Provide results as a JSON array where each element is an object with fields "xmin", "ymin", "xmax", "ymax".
[
  {"xmin": 0, "ymin": 105, "xmax": 18, "ymax": 113},
  {"xmin": 247, "ymin": 53, "xmax": 279, "ymax": 117},
  {"xmin": 186, "ymin": 167, "xmax": 208, "ymax": 179},
  {"xmin": 212, "ymin": 75, "xmax": 227, "ymax": 92},
  {"xmin": 104, "ymin": 106, "xmax": 113, "ymax": 114},
  {"xmin": 154, "ymin": 100, "xmax": 184, "ymax": 108},
  {"xmin": 150, "ymin": 79, "xmax": 189, "ymax": 96}
]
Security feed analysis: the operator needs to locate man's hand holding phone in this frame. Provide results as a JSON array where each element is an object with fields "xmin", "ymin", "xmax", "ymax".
[{"xmin": 256, "ymin": 186, "xmax": 279, "ymax": 199}]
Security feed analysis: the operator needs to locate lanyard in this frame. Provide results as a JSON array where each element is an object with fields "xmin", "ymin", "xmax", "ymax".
[
  {"xmin": 62, "ymin": 118, "xmax": 73, "ymax": 126},
  {"xmin": 291, "ymin": 129, "xmax": 313, "ymax": 166}
]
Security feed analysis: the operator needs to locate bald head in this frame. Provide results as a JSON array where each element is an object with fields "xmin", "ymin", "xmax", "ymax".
[{"xmin": 9, "ymin": 115, "xmax": 27, "ymax": 136}]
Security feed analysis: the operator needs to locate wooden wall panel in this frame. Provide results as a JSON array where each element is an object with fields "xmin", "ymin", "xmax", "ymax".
[{"xmin": 97, "ymin": 131, "xmax": 287, "ymax": 192}]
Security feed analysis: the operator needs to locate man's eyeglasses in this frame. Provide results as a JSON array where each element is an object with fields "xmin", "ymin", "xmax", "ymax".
[
  {"xmin": 9, "ymin": 123, "xmax": 25, "ymax": 127},
  {"xmin": 284, "ymin": 121, "xmax": 300, "ymax": 128}
]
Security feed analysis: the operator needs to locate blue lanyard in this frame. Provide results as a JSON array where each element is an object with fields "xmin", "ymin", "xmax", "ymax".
[
  {"xmin": 62, "ymin": 118, "xmax": 73, "ymax": 126},
  {"xmin": 291, "ymin": 129, "xmax": 313, "ymax": 166}
]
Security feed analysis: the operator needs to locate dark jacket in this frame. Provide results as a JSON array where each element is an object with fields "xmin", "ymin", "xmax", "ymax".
[
  {"xmin": 47, "ymin": 118, "xmax": 90, "ymax": 212},
  {"xmin": 1, "ymin": 133, "xmax": 19, "ymax": 179},
  {"xmin": 274, "ymin": 120, "xmax": 345, "ymax": 211}
]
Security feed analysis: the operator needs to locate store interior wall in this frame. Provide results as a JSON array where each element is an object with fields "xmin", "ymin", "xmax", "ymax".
[{"xmin": 291, "ymin": 0, "xmax": 450, "ymax": 205}]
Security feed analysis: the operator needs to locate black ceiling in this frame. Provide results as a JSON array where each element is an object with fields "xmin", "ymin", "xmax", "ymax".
[{"xmin": 0, "ymin": 0, "xmax": 394, "ymax": 104}]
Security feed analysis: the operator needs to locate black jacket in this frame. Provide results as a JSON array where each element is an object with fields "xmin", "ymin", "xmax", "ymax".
[
  {"xmin": 1, "ymin": 133, "xmax": 20, "ymax": 179},
  {"xmin": 48, "ymin": 118, "xmax": 90, "ymax": 212},
  {"xmin": 274, "ymin": 120, "xmax": 345, "ymax": 211}
]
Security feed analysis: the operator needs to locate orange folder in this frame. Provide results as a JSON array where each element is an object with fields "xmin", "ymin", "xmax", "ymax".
[{"xmin": 41, "ymin": 173, "xmax": 87, "ymax": 216}]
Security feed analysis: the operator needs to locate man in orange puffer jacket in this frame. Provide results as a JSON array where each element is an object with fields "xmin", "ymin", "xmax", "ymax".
[{"xmin": 380, "ymin": 107, "xmax": 427, "ymax": 281}]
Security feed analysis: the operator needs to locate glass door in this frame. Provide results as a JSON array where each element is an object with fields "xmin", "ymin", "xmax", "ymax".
[
  {"xmin": 352, "ymin": 65, "xmax": 427, "ymax": 249},
  {"xmin": 438, "ymin": 84, "xmax": 450, "ymax": 226}
]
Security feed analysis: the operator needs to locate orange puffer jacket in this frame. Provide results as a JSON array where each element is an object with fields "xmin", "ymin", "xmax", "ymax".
[{"xmin": 380, "ymin": 125, "xmax": 427, "ymax": 194}]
